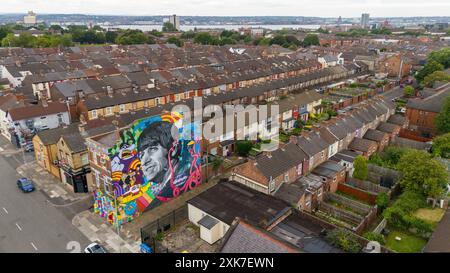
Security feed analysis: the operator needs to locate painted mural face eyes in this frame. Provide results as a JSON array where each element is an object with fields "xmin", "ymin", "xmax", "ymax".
[{"xmin": 139, "ymin": 143, "xmax": 168, "ymax": 183}]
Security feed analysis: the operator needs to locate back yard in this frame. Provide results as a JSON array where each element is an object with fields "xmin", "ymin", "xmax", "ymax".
[{"xmin": 385, "ymin": 229, "xmax": 427, "ymax": 253}]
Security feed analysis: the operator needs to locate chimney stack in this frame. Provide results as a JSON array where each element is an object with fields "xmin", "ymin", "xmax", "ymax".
[
  {"xmin": 289, "ymin": 135, "xmax": 298, "ymax": 145},
  {"xmin": 78, "ymin": 123, "xmax": 87, "ymax": 137}
]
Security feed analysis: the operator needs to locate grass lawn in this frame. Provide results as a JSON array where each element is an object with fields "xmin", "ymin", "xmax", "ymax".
[
  {"xmin": 385, "ymin": 230, "xmax": 427, "ymax": 253},
  {"xmin": 413, "ymin": 208, "xmax": 445, "ymax": 223}
]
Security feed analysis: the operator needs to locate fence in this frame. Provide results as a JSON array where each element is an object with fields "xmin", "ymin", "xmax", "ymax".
[
  {"xmin": 399, "ymin": 129, "xmax": 432, "ymax": 142},
  {"xmin": 140, "ymin": 205, "xmax": 188, "ymax": 252},
  {"xmin": 319, "ymin": 202, "xmax": 364, "ymax": 227},
  {"xmin": 338, "ymin": 182, "xmax": 378, "ymax": 204},
  {"xmin": 373, "ymin": 218, "xmax": 387, "ymax": 234},
  {"xmin": 392, "ymin": 137, "xmax": 432, "ymax": 151},
  {"xmin": 367, "ymin": 164, "xmax": 401, "ymax": 187},
  {"xmin": 326, "ymin": 193, "xmax": 372, "ymax": 215}
]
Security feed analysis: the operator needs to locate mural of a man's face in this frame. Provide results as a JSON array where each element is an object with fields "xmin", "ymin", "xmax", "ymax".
[
  {"xmin": 140, "ymin": 143, "xmax": 168, "ymax": 183},
  {"xmin": 138, "ymin": 121, "xmax": 175, "ymax": 185}
]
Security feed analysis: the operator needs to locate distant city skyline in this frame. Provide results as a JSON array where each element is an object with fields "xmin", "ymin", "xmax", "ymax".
[{"xmin": 1, "ymin": 0, "xmax": 450, "ymax": 17}]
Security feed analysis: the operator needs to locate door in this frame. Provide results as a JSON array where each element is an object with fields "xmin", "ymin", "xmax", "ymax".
[{"xmin": 73, "ymin": 174, "xmax": 88, "ymax": 193}]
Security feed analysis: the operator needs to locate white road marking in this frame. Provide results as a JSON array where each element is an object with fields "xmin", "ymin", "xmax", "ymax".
[
  {"xmin": 30, "ymin": 242, "xmax": 38, "ymax": 251},
  {"xmin": 15, "ymin": 223, "xmax": 22, "ymax": 231},
  {"xmin": 2, "ymin": 207, "xmax": 8, "ymax": 214}
]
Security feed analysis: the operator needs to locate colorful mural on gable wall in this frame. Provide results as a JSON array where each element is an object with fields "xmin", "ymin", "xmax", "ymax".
[{"xmin": 94, "ymin": 112, "xmax": 202, "ymax": 226}]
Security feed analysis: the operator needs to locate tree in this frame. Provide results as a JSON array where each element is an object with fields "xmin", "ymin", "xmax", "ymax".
[
  {"xmin": 219, "ymin": 37, "xmax": 237, "ymax": 46},
  {"xmin": 431, "ymin": 133, "xmax": 450, "ymax": 158},
  {"xmin": 167, "ymin": 36, "xmax": 184, "ymax": 47},
  {"xmin": 270, "ymin": 35, "xmax": 287, "ymax": 46},
  {"xmin": 423, "ymin": 70, "xmax": 450, "ymax": 87},
  {"xmin": 105, "ymin": 31, "xmax": 118, "ymax": 43},
  {"xmin": 428, "ymin": 47, "xmax": 450, "ymax": 69},
  {"xmin": 49, "ymin": 25, "xmax": 63, "ymax": 33},
  {"xmin": 116, "ymin": 30, "xmax": 152, "ymax": 45},
  {"xmin": 436, "ymin": 96, "xmax": 450, "ymax": 134},
  {"xmin": 0, "ymin": 26, "xmax": 12, "ymax": 41},
  {"xmin": 193, "ymin": 32, "xmax": 214, "ymax": 45},
  {"xmin": 403, "ymin": 85, "xmax": 415, "ymax": 97},
  {"xmin": 353, "ymin": 156, "xmax": 368, "ymax": 181},
  {"xmin": 236, "ymin": 140, "xmax": 253, "ymax": 156},
  {"xmin": 316, "ymin": 28, "xmax": 329, "ymax": 34},
  {"xmin": 257, "ymin": 37, "xmax": 271, "ymax": 46},
  {"xmin": 416, "ymin": 60, "xmax": 444, "ymax": 82},
  {"xmin": 397, "ymin": 150, "xmax": 448, "ymax": 198},
  {"xmin": 416, "ymin": 60, "xmax": 445, "ymax": 83},
  {"xmin": 243, "ymin": 35, "xmax": 252, "ymax": 44},
  {"xmin": 149, "ymin": 29, "xmax": 163, "ymax": 37},
  {"xmin": 302, "ymin": 34, "xmax": 320, "ymax": 47},
  {"xmin": 376, "ymin": 192, "xmax": 390, "ymax": 213},
  {"xmin": 180, "ymin": 31, "xmax": 196, "ymax": 39},
  {"xmin": 162, "ymin": 22, "xmax": 177, "ymax": 32}
]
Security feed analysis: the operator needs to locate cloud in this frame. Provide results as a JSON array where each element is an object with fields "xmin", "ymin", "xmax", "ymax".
[{"xmin": 1, "ymin": 0, "xmax": 449, "ymax": 17}]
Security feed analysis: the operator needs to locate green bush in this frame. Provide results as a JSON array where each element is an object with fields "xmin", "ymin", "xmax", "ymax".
[
  {"xmin": 376, "ymin": 192, "xmax": 390, "ymax": 213},
  {"xmin": 383, "ymin": 191, "xmax": 431, "ymax": 235},
  {"xmin": 326, "ymin": 229, "xmax": 362, "ymax": 253},
  {"xmin": 353, "ymin": 156, "xmax": 368, "ymax": 180},
  {"xmin": 236, "ymin": 140, "xmax": 254, "ymax": 156},
  {"xmin": 363, "ymin": 232, "xmax": 386, "ymax": 245}
]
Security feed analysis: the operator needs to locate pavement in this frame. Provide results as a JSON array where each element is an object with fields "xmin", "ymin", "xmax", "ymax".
[
  {"xmin": 72, "ymin": 210, "xmax": 141, "ymax": 253},
  {"xmin": 16, "ymin": 161, "xmax": 90, "ymax": 206}
]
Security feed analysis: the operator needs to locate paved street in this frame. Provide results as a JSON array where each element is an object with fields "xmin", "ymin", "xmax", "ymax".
[{"xmin": 0, "ymin": 139, "xmax": 90, "ymax": 253}]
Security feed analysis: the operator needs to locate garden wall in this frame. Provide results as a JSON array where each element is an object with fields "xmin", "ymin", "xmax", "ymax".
[{"xmin": 338, "ymin": 182, "xmax": 378, "ymax": 204}]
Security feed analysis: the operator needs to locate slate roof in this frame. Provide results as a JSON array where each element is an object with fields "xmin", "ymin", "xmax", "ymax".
[
  {"xmin": 387, "ymin": 114, "xmax": 406, "ymax": 126},
  {"xmin": 8, "ymin": 102, "xmax": 68, "ymax": 121},
  {"xmin": 364, "ymin": 129, "xmax": 388, "ymax": 142},
  {"xmin": 407, "ymin": 84, "xmax": 450, "ymax": 113},
  {"xmin": 61, "ymin": 133, "xmax": 87, "ymax": 153},
  {"xmin": 197, "ymin": 215, "xmax": 219, "ymax": 230},
  {"xmin": 312, "ymin": 160, "xmax": 345, "ymax": 179},
  {"xmin": 219, "ymin": 219, "xmax": 301, "ymax": 253},
  {"xmin": 377, "ymin": 122, "xmax": 400, "ymax": 134},
  {"xmin": 423, "ymin": 209, "xmax": 450, "ymax": 252},
  {"xmin": 35, "ymin": 123, "xmax": 80, "ymax": 146},
  {"xmin": 348, "ymin": 138, "xmax": 377, "ymax": 153},
  {"xmin": 274, "ymin": 180, "xmax": 307, "ymax": 205},
  {"xmin": 187, "ymin": 181, "xmax": 290, "ymax": 227}
]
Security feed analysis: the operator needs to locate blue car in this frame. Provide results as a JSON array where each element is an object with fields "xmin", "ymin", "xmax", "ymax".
[{"xmin": 17, "ymin": 178, "xmax": 35, "ymax": 193}]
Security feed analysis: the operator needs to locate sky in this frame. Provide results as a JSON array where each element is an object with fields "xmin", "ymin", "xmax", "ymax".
[{"xmin": 1, "ymin": 0, "xmax": 450, "ymax": 17}]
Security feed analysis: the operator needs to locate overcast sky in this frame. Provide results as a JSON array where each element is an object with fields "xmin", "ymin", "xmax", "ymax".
[{"xmin": 1, "ymin": 0, "xmax": 450, "ymax": 17}]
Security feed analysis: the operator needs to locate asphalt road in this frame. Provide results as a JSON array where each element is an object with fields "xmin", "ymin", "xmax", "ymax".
[{"xmin": 0, "ymin": 155, "xmax": 90, "ymax": 253}]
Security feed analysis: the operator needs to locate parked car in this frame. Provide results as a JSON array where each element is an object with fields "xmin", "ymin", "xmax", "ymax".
[
  {"xmin": 84, "ymin": 243, "xmax": 107, "ymax": 253},
  {"xmin": 17, "ymin": 178, "xmax": 35, "ymax": 193},
  {"xmin": 24, "ymin": 143, "xmax": 34, "ymax": 152}
]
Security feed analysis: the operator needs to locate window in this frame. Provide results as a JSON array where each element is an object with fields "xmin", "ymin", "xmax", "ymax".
[
  {"xmin": 57, "ymin": 114, "xmax": 63, "ymax": 124},
  {"xmin": 92, "ymin": 150, "xmax": 97, "ymax": 165},
  {"xmin": 270, "ymin": 179, "xmax": 275, "ymax": 192},
  {"xmin": 119, "ymin": 104, "xmax": 126, "ymax": 113},
  {"xmin": 91, "ymin": 110, "xmax": 97, "ymax": 119},
  {"xmin": 144, "ymin": 101, "xmax": 148, "ymax": 108},
  {"xmin": 81, "ymin": 153, "xmax": 89, "ymax": 165},
  {"xmin": 105, "ymin": 107, "xmax": 113, "ymax": 116},
  {"xmin": 284, "ymin": 173, "xmax": 289, "ymax": 182}
]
